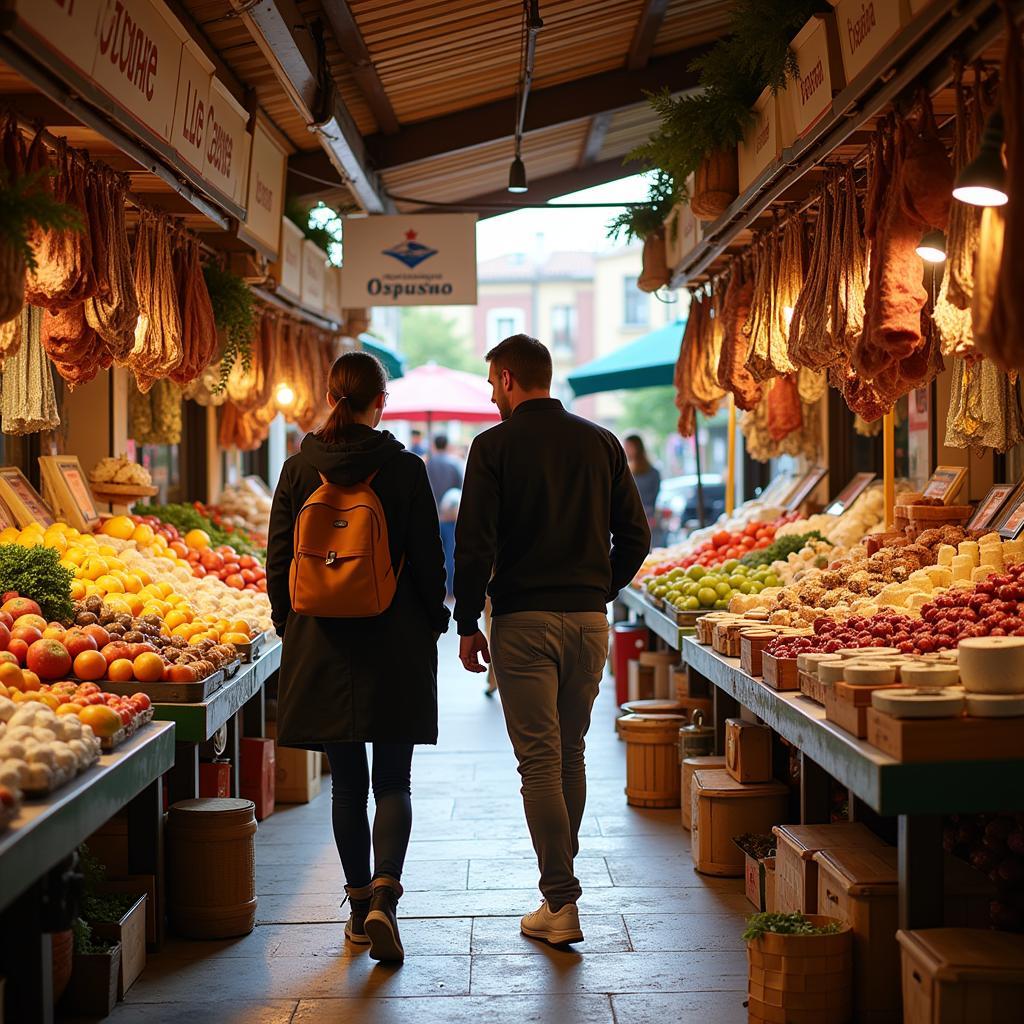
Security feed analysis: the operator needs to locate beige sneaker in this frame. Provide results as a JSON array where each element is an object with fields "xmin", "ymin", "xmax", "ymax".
[{"xmin": 520, "ymin": 900, "xmax": 584, "ymax": 945}]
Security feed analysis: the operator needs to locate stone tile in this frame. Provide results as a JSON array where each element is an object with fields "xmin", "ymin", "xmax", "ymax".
[
  {"xmin": 292, "ymin": 994, "xmax": 615, "ymax": 1024},
  {"xmin": 468, "ymin": 950, "xmax": 748, "ymax": 995},
  {"xmin": 467, "ymin": 857, "xmax": 611, "ymax": 890},
  {"xmin": 411, "ymin": 817, "xmax": 600, "ymax": 841},
  {"xmin": 596, "ymin": 811, "xmax": 685, "ymax": 836},
  {"xmin": 107, "ymin": 1001, "xmax": 298, "ymax": 1023},
  {"xmin": 471, "ymin": 915, "xmax": 630, "ymax": 954},
  {"xmin": 159, "ymin": 926, "xmax": 284, "ymax": 960},
  {"xmin": 271, "ymin": 919, "xmax": 472, "ymax": 957},
  {"xmin": 606, "ymin": 855, "xmax": 740, "ymax": 888},
  {"xmin": 624, "ymin": 913, "xmax": 748, "ymax": 952},
  {"xmin": 255, "ymin": 859, "xmax": 467, "ymax": 894},
  {"xmin": 123, "ymin": 954, "xmax": 471, "ymax": 1001},
  {"xmin": 611, "ymin": 991, "xmax": 747, "ymax": 1024},
  {"xmin": 257, "ymin": 841, "xmax": 336, "ymax": 866}
]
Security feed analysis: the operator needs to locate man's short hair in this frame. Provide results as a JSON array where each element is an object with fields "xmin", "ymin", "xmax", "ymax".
[
  {"xmin": 434, "ymin": 434, "xmax": 448, "ymax": 451},
  {"xmin": 411, "ymin": 428, "xmax": 422, "ymax": 438},
  {"xmin": 486, "ymin": 334, "xmax": 553, "ymax": 391}
]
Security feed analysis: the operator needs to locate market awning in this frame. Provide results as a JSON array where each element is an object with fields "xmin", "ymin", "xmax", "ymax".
[
  {"xmin": 567, "ymin": 320, "xmax": 685, "ymax": 397},
  {"xmin": 359, "ymin": 335, "xmax": 406, "ymax": 380},
  {"xmin": 382, "ymin": 363, "xmax": 499, "ymax": 423}
]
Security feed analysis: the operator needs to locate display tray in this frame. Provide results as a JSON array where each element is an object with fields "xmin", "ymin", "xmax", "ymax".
[
  {"xmin": 0, "ymin": 801, "xmax": 18, "ymax": 833},
  {"xmin": 222, "ymin": 658, "xmax": 241, "ymax": 679},
  {"xmin": 866, "ymin": 708, "xmax": 1024, "ymax": 762},
  {"xmin": 100, "ymin": 708, "xmax": 154, "ymax": 752},
  {"xmin": 761, "ymin": 653, "xmax": 798, "ymax": 691},
  {"xmin": 231, "ymin": 632, "xmax": 267, "ymax": 664},
  {"xmin": 88, "ymin": 482, "xmax": 159, "ymax": 498},
  {"xmin": 798, "ymin": 670, "xmax": 826, "ymax": 704},
  {"xmin": 99, "ymin": 672, "xmax": 224, "ymax": 703}
]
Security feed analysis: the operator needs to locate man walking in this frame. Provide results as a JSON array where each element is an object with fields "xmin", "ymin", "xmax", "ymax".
[
  {"xmin": 454, "ymin": 335, "xmax": 650, "ymax": 945},
  {"xmin": 426, "ymin": 434, "xmax": 463, "ymax": 597}
]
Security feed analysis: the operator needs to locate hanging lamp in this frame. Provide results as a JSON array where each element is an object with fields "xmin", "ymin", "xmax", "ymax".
[{"xmin": 953, "ymin": 110, "xmax": 1008, "ymax": 207}]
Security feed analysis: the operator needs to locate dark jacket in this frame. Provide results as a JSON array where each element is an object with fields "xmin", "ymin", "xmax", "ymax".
[
  {"xmin": 453, "ymin": 398, "xmax": 651, "ymax": 636},
  {"xmin": 266, "ymin": 427, "xmax": 450, "ymax": 747}
]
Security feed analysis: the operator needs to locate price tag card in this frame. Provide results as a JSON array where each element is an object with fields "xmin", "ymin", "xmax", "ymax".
[
  {"xmin": 784, "ymin": 465, "xmax": 828, "ymax": 512},
  {"xmin": 39, "ymin": 456, "xmax": 100, "ymax": 533},
  {"xmin": 759, "ymin": 475, "xmax": 794, "ymax": 506},
  {"xmin": 968, "ymin": 484, "xmax": 1016, "ymax": 533},
  {"xmin": 0, "ymin": 466, "xmax": 55, "ymax": 527},
  {"xmin": 824, "ymin": 472, "xmax": 875, "ymax": 516},
  {"xmin": 998, "ymin": 485, "xmax": 1024, "ymax": 539},
  {"xmin": 922, "ymin": 465, "xmax": 967, "ymax": 504}
]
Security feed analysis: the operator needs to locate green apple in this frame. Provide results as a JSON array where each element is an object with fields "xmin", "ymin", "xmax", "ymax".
[{"xmin": 697, "ymin": 587, "xmax": 717, "ymax": 607}]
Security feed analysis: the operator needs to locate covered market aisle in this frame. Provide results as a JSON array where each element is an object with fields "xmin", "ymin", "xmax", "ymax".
[{"xmin": 104, "ymin": 629, "xmax": 749, "ymax": 1024}]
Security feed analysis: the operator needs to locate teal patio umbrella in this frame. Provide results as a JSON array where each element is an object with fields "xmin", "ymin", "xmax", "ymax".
[
  {"xmin": 567, "ymin": 319, "xmax": 684, "ymax": 398},
  {"xmin": 358, "ymin": 334, "xmax": 405, "ymax": 379}
]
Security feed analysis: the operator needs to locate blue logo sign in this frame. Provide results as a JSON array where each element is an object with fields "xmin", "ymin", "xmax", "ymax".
[{"xmin": 383, "ymin": 229, "xmax": 438, "ymax": 269}]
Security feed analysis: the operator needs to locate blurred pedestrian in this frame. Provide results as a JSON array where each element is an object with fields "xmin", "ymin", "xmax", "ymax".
[
  {"xmin": 427, "ymin": 434, "xmax": 463, "ymax": 596},
  {"xmin": 624, "ymin": 434, "xmax": 662, "ymax": 548},
  {"xmin": 409, "ymin": 428, "xmax": 426, "ymax": 457}
]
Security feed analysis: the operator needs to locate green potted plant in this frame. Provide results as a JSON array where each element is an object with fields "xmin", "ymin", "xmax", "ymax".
[
  {"xmin": 607, "ymin": 170, "xmax": 679, "ymax": 293},
  {"xmin": 744, "ymin": 912, "xmax": 852, "ymax": 1023},
  {"xmin": 62, "ymin": 918, "xmax": 121, "ymax": 1018},
  {"xmin": 202, "ymin": 262, "xmax": 257, "ymax": 393},
  {"xmin": 0, "ymin": 166, "xmax": 82, "ymax": 324}
]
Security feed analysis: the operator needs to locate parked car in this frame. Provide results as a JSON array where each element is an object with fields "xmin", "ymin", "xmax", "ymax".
[{"xmin": 654, "ymin": 474, "xmax": 725, "ymax": 544}]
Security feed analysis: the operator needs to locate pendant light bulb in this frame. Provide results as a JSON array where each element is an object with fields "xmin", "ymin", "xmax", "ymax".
[
  {"xmin": 507, "ymin": 155, "xmax": 528, "ymax": 194},
  {"xmin": 953, "ymin": 110, "xmax": 1008, "ymax": 207},
  {"xmin": 916, "ymin": 229, "xmax": 947, "ymax": 263},
  {"xmin": 276, "ymin": 382, "xmax": 295, "ymax": 408}
]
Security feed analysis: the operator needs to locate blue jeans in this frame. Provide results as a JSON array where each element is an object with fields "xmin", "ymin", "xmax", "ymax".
[{"xmin": 440, "ymin": 520, "xmax": 456, "ymax": 596}]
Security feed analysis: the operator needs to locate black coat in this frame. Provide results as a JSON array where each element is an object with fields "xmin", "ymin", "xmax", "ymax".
[{"xmin": 266, "ymin": 428, "xmax": 450, "ymax": 748}]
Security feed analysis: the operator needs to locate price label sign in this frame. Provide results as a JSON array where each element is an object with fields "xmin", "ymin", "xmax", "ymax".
[
  {"xmin": 784, "ymin": 465, "xmax": 828, "ymax": 512},
  {"xmin": 0, "ymin": 467, "xmax": 55, "ymax": 527},
  {"xmin": 998, "ymin": 485, "xmax": 1024, "ymax": 540},
  {"xmin": 968, "ymin": 484, "xmax": 1016, "ymax": 533},
  {"xmin": 922, "ymin": 465, "xmax": 967, "ymax": 505},
  {"xmin": 824, "ymin": 472, "xmax": 875, "ymax": 516},
  {"xmin": 39, "ymin": 456, "xmax": 100, "ymax": 533},
  {"xmin": 759, "ymin": 475, "xmax": 794, "ymax": 506}
]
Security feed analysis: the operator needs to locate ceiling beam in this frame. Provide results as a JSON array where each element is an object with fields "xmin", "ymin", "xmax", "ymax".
[
  {"xmin": 320, "ymin": 1, "xmax": 400, "ymax": 134},
  {"xmin": 399, "ymin": 156, "xmax": 644, "ymax": 219},
  {"xmin": 627, "ymin": 0, "xmax": 670, "ymax": 70},
  {"xmin": 230, "ymin": 0, "xmax": 393, "ymax": 214},
  {"xmin": 364, "ymin": 46, "xmax": 707, "ymax": 170},
  {"xmin": 579, "ymin": 112, "xmax": 612, "ymax": 167}
]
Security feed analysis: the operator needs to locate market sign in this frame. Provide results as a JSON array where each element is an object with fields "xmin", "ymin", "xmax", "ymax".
[
  {"xmin": 922, "ymin": 465, "xmax": 966, "ymax": 505},
  {"xmin": 238, "ymin": 116, "xmax": 288, "ymax": 260},
  {"xmin": 202, "ymin": 78, "xmax": 250, "ymax": 208},
  {"xmin": 340, "ymin": 214, "xmax": 478, "ymax": 307},
  {"xmin": 969, "ymin": 484, "xmax": 1016, "ymax": 533},
  {"xmin": 824, "ymin": 472, "xmax": 875, "ymax": 516},
  {"xmin": 301, "ymin": 240, "xmax": 326, "ymax": 314}
]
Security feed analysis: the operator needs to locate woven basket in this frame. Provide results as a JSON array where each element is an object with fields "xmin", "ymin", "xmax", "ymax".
[
  {"xmin": 691, "ymin": 147, "xmax": 739, "ymax": 220},
  {"xmin": 0, "ymin": 239, "xmax": 26, "ymax": 325},
  {"xmin": 167, "ymin": 798, "xmax": 257, "ymax": 939},
  {"xmin": 747, "ymin": 915, "xmax": 853, "ymax": 1024},
  {"xmin": 637, "ymin": 230, "xmax": 670, "ymax": 293}
]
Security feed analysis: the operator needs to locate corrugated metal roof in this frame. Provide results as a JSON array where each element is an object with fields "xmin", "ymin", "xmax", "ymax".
[{"xmin": 654, "ymin": 0, "xmax": 733, "ymax": 56}]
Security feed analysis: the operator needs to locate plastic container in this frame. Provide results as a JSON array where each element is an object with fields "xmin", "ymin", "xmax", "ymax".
[{"xmin": 613, "ymin": 623, "xmax": 647, "ymax": 706}]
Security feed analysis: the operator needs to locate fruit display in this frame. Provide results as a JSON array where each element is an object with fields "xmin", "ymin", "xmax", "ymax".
[
  {"xmin": 196, "ymin": 484, "xmax": 271, "ymax": 545},
  {"xmin": 0, "ymin": 697, "xmax": 101, "ymax": 795},
  {"xmin": 646, "ymin": 561, "xmax": 788, "ymax": 611},
  {"xmin": 136, "ymin": 502, "xmax": 265, "ymax": 558}
]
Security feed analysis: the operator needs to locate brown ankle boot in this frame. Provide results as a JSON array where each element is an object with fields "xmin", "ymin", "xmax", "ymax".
[
  {"xmin": 365, "ymin": 876, "xmax": 405, "ymax": 963},
  {"xmin": 343, "ymin": 883, "xmax": 373, "ymax": 944}
]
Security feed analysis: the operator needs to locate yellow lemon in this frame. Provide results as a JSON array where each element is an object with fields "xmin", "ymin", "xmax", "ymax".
[
  {"xmin": 184, "ymin": 529, "xmax": 211, "ymax": 550},
  {"xmin": 84, "ymin": 583, "xmax": 102, "ymax": 598},
  {"xmin": 64, "ymin": 546, "xmax": 87, "ymax": 566},
  {"xmin": 96, "ymin": 544, "xmax": 118, "ymax": 558},
  {"xmin": 134, "ymin": 569, "xmax": 152, "ymax": 586},
  {"xmin": 105, "ymin": 557, "xmax": 126, "ymax": 572},
  {"xmin": 164, "ymin": 610, "xmax": 187, "ymax": 630},
  {"xmin": 70, "ymin": 579, "xmax": 86, "ymax": 601},
  {"xmin": 81, "ymin": 556, "xmax": 109, "ymax": 581},
  {"xmin": 124, "ymin": 595, "xmax": 144, "ymax": 616},
  {"xmin": 16, "ymin": 531, "xmax": 43, "ymax": 548},
  {"xmin": 0, "ymin": 526, "xmax": 18, "ymax": 544},
  {"xmin": 96, "ymin": 574, "xmax": 125, "ymax": 594},
  {"xmin": 132, "ymin": 523, "xmax": 155, "ymax": 545},
  {"xmin": 155, "ymin": 581, "xmax": 173, "ymax": 598},
  {"xmin": 100, "ymin": 515, "xmax": 135, "ymax": 541},
  {"xmin": 122, "ymin": 574, "xmax": 142, "ymax": 594},
  {"xmin": 59, "ymin": 558, "xmax": 78, "ymax": 573}
]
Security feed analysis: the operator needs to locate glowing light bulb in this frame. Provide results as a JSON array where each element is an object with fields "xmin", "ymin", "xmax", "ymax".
[
  {"xmin": 916, "ymin": 229, "xmax": 947, "ymax": 264},
  {"xmin": 783, "ymin": 305, "xmax": 794, "ymax": 329},
  {"xmin": 276, "ymin": 383, "xmax": 295, "ymax": 407}
]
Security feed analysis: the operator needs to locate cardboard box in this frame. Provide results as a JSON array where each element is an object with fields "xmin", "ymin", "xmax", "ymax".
[
  {"xmin": 241, "ymin": 738, "xmax": 276, "ymax": 820},
  {"xmin": 738, "ymin": 87, "xmax": 781, "ymax": 193},
  {"xmin": 266, "ymin": 721, "xmax": 321, "ymax": 804},
  {"xmin": 833, "ymin": 0, "xmax": 910, "ymax": 84},
  {"xmin": 744, "ymin": 853, "xmax": 776, "ymax": 911},
  {"xmin": 786, "ymin": 14, "xmax": 845, "ymax": 138}
]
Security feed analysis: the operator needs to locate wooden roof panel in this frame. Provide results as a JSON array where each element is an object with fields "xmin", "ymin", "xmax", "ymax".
[
  {"xmin": 598, "ymin": 102, "xmax": 660, "ymax": 160},
  {"xmin": 346, "ymin": 0, "xmax": 646, "ymax": 125},
  {"xmin": 654, "ymin": 0, "xmax": 733, "ymax": 56}
]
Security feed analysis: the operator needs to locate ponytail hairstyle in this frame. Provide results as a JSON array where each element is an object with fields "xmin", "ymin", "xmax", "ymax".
[{"xmin": 316, "ymin": 351, "xmax": 388, "ymax": 444}]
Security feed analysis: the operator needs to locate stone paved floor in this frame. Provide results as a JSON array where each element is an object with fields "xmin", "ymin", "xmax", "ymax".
[{"xmin": 107, "ymin": 629, "xmax": 749, "ymax": 1023}]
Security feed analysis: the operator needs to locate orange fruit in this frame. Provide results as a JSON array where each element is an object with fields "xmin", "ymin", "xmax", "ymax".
[
  {"xmin": 107, "ymin": 659, "xmax": 135, "ymax": 682},
  {"xmin": 222, "ymin": 632, "xmax": 251, "ymax": 645},
  {"xmin": 79, "ymin": 704, "xmax": 121, "ymax": 738},
  {"xmin": 0, "ymin": 662, "xmax": 25, "ymax": 691},
  {"xmin": 56, "ymin": 702, "xmax": 83, "ymax": 715},
  {"xmin": 74, "ymin": 650, "xmax": 107, "ymax": 681},
  {"xmin": 132, "ymin": 652, "xmax": 164, "ymax": 683},
  {"xmin": 20, "ymin": 670, "xmax": 41, "ymax": 691},
  {"xmin": 184, "ymin": 529, "xmax": 211, "ymax": 550}
]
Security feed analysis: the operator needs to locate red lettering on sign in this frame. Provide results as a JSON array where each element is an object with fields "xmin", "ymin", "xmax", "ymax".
[
  {"xmin": 98, "ymin": 0, "xmax": 158, "ymax": 102},
  {"xmin": 255, "ymin": 173, "xmax": 273, "ymax": 213},
  {"xmin": 182, "ymin": 79, "xmax": 205, "ymax": 148},
  {"xmin": 205, "ymin": 104, "xmax": 234, "ymax": 178}
]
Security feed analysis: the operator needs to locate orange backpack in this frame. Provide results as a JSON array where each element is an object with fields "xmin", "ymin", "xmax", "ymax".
[{"xmin": 289, "ymin": 470, "xmax": 401, "ymax": 618}]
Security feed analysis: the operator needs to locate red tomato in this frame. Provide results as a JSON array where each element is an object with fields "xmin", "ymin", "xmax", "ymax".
[
  {"xmin": 224, "ymin": 574, "xmax": 245, "ymax": 590},
  {"xmin": 192, "ymin": 564, "xmax": 208, "ymax": 578}
]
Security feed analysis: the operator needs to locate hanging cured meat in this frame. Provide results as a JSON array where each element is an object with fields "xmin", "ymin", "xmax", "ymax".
[
  {"xmin": 130, "ymin": 212, "xmax": 183, "ymax": 393},
  {"xmin": 129, "ymin": 378, "xmax": 182, "ymax": 445},
  {"xmin": 716, "ymin": 261, "xmax": 762, "ymax": 410},
  {"xmin": 24, "ymin": 135, "xmax": 95, "ymax": 311},
  {"xmin": 84, "ymin": 166, "xmax": 139, "ymax": 362},
  {"xmin": 744, "ymin": 215, "xmax": 801, "ymax": 381},
  {"xmin": 946, "ymin": 356, "xmax": 1024, "ymax": 453},
  {"xmin": 979, "ymin": 7, "xmax": 1024, "ymax": 370},
  {"xmin": 0, "ymin": 115, "xmax": 27, "ymax": 326},
  {"xmin": 766, "ymin": 374, "xmax": 802, "ymax": 441},
  {"xmin": 674, "ymin": 292, "xmax": 724, "ymax": 437},
  {"xmin": 170, "ymin": 237, "xmax": 218, "ymax": 386},
  {"xmin": 1, "ymin": 306, "xmax": 60, "ymax": 434},
  {"xmin": 41, "ymin": 303, "xmax": 111, "ymax": 388},
  {"xmin": 226, "ymin": 310, "xmax": 274, "ymax": 411}
]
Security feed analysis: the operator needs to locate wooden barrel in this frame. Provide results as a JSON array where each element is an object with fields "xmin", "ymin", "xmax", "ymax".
[
  {"xmin": 167, "ymin": 798, "xmax": 257, "ymax": 938},
  {"xmin": 619, "ymin": 713, "xmax": 686, "ymax": 808},
  {"xmin": 747, "ymin": 915, "xmax": 852, "ymax": 1024},
  {"xmin": 620, "ymin": 698, "xmax": 688, "ymax": 717},
  {"xmin": 680, "ymin": 755, "xmax": 725, "ymax": 830}
]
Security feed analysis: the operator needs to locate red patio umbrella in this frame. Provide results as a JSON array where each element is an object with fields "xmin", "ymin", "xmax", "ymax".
[{"xmin": 382, "ymin": 363, "xmax": 500, "ymax": 426}]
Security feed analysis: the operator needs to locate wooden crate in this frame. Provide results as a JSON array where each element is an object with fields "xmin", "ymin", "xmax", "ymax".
[
  {"xmin": 896, "ymin": 927, "xmax": 1024, "ymax": 1024},
  {"xmin": 627, "ymin": 659, "xmax": 655, "ymax": 701},
  {"xmin": 772, "ymin": 823, "xmax": 888, "ymax": 914},
  {"xmin": 741, "ymin": 631, "xmax": 780, "ymax": 677},
  {"xmin": 691, "ymin": 769, "xmax": 789, "ymax": 877},
  {"xmin": 799, "ymin": 669, "xmax": 827, "ymax": 704},
  {"xmin": 639, "ymin": 650, "xmax": 677, "ymax": 700},
  {"xmin": 725, "ymin": 718, "xmax": 773, "ymax": 783},
  {"xmin": 680, "ymin": 755, "xmax": 725, "ymax": 830},
  {"xmin": 92, "ymin": 894, "xmax": 146, "ymax": 998},
  {"xmin": 866, "ymin": 709, "xmax": 1024, "ymax": 762},
  {"xmin": 826, "ymin": 681, "xmax": 903, "ymax": 739},
  {"xmin": 815, "ymin": 846, "xmax": 900, "ymax": 1023},
  {"xmin": 744, "ymin": 853, "xmax": 775, "ymax": 912},
  {"xmin": 762, "ymin": 653, "xmax": 799, "ymax": 691}
]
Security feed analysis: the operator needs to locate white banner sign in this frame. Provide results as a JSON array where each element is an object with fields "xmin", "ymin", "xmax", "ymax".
[{"xmin": 340, "ymin": 214, "xmax": 478, "ymax": 306}]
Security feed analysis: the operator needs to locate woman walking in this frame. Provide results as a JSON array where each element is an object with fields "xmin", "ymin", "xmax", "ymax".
[
  {"xmin": 624, "ymin": 434, "xmax": 662, "ymax": 547},
  {"xmin": 266, "ymin": 351, "xmax": 449, "ymax": 963}
]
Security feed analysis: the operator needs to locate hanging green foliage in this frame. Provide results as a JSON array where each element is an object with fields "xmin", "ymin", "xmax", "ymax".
[
  {"xmin": 607, "ymin": 170, "xmax": 680, "ymax": 242},
  {"xmin": 0, "ymin": 167, "xmax": 83, "ymax": 272},
  {"xmin": 202, "ymin": 263, "xmax": 256, "ymax": 393}
]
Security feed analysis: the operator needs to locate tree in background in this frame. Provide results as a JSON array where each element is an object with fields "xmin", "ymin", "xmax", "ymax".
[
  {"xmin": 617, "ymin": 386, "xmax": 678, "ymax": 449},
  {"xmin": 398, "ymin": 308, "xmax": 479, "ymax": 373}
]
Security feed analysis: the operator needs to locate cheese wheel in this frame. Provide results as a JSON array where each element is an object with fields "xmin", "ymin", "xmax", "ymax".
[
  {"xmin": 871, "ymin": 687, "xmax": 965, "ymax": 718},
  {"xmin": 957, "ymin": 637, "xmax": 1024, "ymax": 694},
  {"xmin": 899, "ymin": 663, "xmax": 961, "ymax": 687},
  {"xmin": 843, "ymin": 662, "xmax": 898, "ymax": 686},
  {"xmin": 836, "ymin": 646, "xmax": 900, "ymax": 659},
  {"xmin": 965, "ymin": 693, "xmax": 1024, "ymax": 718},
  {"xmin": 957, "ymin": 541, "xmax": 980, "ymax": 565},
  {"xmin": 818, "ymin": 660, "xmax": 848, "ymax": 684},
  {"xmin": 798, "ymin": 653, "xmax": 841, "ymax": 677}
]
